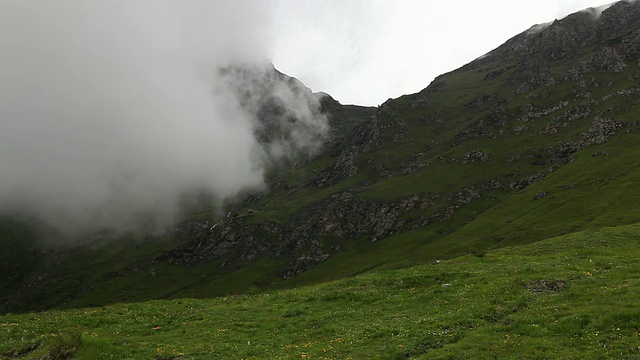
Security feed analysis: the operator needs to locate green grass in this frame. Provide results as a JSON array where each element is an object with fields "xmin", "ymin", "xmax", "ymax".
[
  {"xmin": 0, "ymin": 218, "xmax": 52, "ymax": 302},
  {"xmin": 3, "ymin": 231, "xmax": 294, "ymax": 313},
  {"xmin": 3, "ymin": 222, "xmax": 640, "ymax": 359},
  {"xmin": 438, "ymin": 130, "xmax": 640, "ymax": 249}
]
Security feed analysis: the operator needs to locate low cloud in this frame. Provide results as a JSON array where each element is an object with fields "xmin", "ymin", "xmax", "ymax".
[
  {"xmin": 0, "ymin": 1, "xmax": 327, "ymax": 237},
  {"xmin": 578, "ymin": 2, "xmax": 617, "ymax": 20}
]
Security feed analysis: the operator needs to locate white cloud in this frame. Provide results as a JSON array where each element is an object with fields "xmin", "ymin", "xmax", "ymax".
[
  {"xmin": 271, "ymin": 0, "xmax": 620, "ymax": 105},
  {"xmin": 0, "ymin": 0, "xmax": 327, "ymax": 236}
]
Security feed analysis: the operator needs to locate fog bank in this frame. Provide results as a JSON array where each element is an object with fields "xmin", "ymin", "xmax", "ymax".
[{"xmin": 0, "ymin": 1, "xmax": 327, "ymax": 236}]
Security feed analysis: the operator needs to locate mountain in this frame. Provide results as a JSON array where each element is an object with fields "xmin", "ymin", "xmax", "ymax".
[{"xmin": 3, "ymin": 0, "xmax": 640, "ymax": 314}]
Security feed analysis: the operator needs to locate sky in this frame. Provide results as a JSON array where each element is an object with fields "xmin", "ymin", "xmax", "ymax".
[
  {"xmin": 271, "ymin": 0, "xmax": 618, "ymax": 105},
  {"xmin": 0, "ymin": 0, "xmax": 620, "ymax": 237}
]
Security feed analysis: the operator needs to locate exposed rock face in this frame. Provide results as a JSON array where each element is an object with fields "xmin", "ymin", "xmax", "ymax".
[
  {"xmin": 159, "ymin": 177, "xmax": 514, "ymax": 277},
  {"xmin": 586, "ymin": 46, "xmax": 627, "ymax": 72},
  {"xmin": 480, "ymin": 1, "xmax": 640, "ymax": 98},
  {"xmin": 456, "ymin": 107, "xmax": 511, "ymax": 140},
  {"xmin": 540, "ymin": 100, "xmax": 594, "ymax": 134},
  {"xmin": 159, "ymin": 192, "xmax": 421, "ymax": 273},
  {"xmin": 296, "ymin": 192, "xmax": 419, "ymax": 241},
  {"xmin": 313, "ymin": 152, "xmax": 357, "ymax": 187},
  {"xmin": 463, "ymin": 150, "xmax": 490, "ymax": 163},
  {"xmin": 218, "ymin": 64, "xmax": 329, "ymax": 166},
  {"xmin": 485, "ymin": 1, "xmax": 640, "ymax": 66},
  {"xmin": 466, "ymin": 92, "xmax": 496, "ymax": 107},
  {"xmin": 533, "ymin": 192, "xmax": 548, "ymax": 200},
  {"xmin": 314, "ymin": 114, "xmax": 380, "ymax": 187},
  {"xmin": 580, "ymin": 116, "xmax": 624, "ymax": 145}
]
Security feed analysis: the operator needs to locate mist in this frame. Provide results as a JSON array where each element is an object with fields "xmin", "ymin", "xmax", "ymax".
[{"xmin": 0, "ymin": 1, "xmax": 328, "ymax": 237}]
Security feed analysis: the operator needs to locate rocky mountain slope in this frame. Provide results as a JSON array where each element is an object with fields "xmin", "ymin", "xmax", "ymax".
[{"xmin": 3, "ymin": 0, "xmax": 640, "ymax": 313}]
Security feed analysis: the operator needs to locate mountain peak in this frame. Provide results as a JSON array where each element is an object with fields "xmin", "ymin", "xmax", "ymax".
[{"xmin": 480, "ymin": 0, "xmax": 640, "ymax": 66}]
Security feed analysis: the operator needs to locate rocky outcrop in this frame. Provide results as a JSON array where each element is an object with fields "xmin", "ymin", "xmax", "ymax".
[
  {"xmin": 533, "ymin": 192, "xmax": 548, "ymax": 200},
  {"xmin": 158, "ymin": 192, "xmax": 423, "ymax": 273},
  {"xmin": 313, "ymin": 152, "xmax": 357, "ymax": 187},
  {"xmin": 516, "ymin": 68, "xmax": 557, "ymax": 94},
  {"xmin": 218, "ymin": 63, "xmax": 329, "ymax": 166},
  {"xmin": 282, "ymin": 239, "xmax": 330, "ymax": 279},
  {"xmin": 313, "ymin": 115, "xmax": 380, "ymax": 187},
  {"xmin": 477, "ymin": 1, "xmax": 640, "ymax": 103},
  {"xmin": 540, "ymin": 100, "xmax": 595, "ymax": 134},
  {"xmin": 158, "ymin": 176, "xmax": 515, "ymax": 278},
  {"xmin": 484, "ymin": 1, "xmax": 640, "ymax": 65},
  {"xmin": 293, "ymin": 192, "xmax": 422, "ymax": 242},
  {"xmin": 463, "ymin": 150, "xmax": 491, "ymax": 163},
  {"xmin": 510, "ymin": 116, "xmax": 623, "ymax": 190},
  {"xmin": 155, "ymin": 191, "xmax": 413, "ymax": 272},
  {"xmin": 456, "ymin": 107, "xmax": 511, "ymax": 140},
  {"xmin": 466, "ymin": 92, "xmax": 496, "ymax": 107},
  {"xmin": 579, "ymin": 116, "xmax": 623, "ymax": 145}
]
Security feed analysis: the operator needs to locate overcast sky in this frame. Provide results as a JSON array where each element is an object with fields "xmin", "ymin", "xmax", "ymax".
[{"xmin": 271, "ymin": 0, "xmax": 617, "ymax": 105}]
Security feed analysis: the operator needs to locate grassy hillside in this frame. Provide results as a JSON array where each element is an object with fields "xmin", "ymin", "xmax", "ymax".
[
  {"xmin": 3, "ymin": 1, "xmax": 640, "ymax": 314},
  {"xmin": 2, "ymin": 222, "xmax": 640, "ymax": 359}
]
